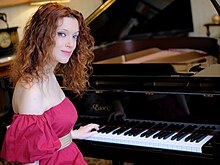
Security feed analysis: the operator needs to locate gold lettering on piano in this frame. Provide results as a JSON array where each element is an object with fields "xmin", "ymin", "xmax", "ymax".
[{"xmin": 92, "ymin": 104, "xmax": 111, "ymax": 112}]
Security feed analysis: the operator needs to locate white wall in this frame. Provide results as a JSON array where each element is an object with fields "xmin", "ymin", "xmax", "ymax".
[
  {"xmin": 0, "ymin": 0, "xmax": 220, "ymax": 41},
  {"xmin": 0, "ymin": 0, "xmax": 102, "ymax": 40},
  {"xmin": 190, "ymin": 0, "xmax": 220, "ymax": 38}
]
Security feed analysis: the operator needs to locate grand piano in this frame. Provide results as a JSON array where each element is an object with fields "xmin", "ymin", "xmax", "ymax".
[
  {"xmin": 1, "ymin": 0, "xmax": 220, "ymax": 165},
  {"xmin": 63, "ymin": 0, "xmax": 220, "ymax": 164}
]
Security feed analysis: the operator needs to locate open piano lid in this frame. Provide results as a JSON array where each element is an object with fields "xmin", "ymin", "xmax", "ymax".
[{"xmin": 86, "ymin": 0, "xmax": 194, "ymax": 46}]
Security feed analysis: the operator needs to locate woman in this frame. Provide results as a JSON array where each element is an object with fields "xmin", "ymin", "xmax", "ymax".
[{"xmin": 0, "ymin": 2, "xmax": 99, "ymax": 165}]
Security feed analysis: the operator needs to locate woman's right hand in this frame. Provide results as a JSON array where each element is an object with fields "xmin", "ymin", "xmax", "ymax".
[{"xmin": 71, "ymin": 123, "xmax": 99, "ymax": 140}]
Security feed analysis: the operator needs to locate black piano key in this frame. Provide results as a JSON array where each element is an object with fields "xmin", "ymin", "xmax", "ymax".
[
  {"xmin": 162, "ymin": 131, "xmax": 176, "ymax": 140},
  {"xmin": 141, "ymin": 123, "xmax": 167, "ymax": 138},
  {"xmin": 190, "ymin": 126, "xmax": 216, "ymax": 142},
  {"xmin": 99, "ymin": 120, "xmax": 130, "ymax": 134},
  {"xmin": 171, "ymin": 125, "xmax": 197, "ymax": 141},
  {"xmin": 176, "ymin": 133, "xmax": 189, "ymax": 141},
  {"xmin": 154, "ymin": 123, "xmax": 184, "ymax": 139},
  {"xmin": 195, "ymin": 134, "xmax": 207, "ymax": 143},
  {"xmin": 124, "ymin": 121, "xmax": 155, "ymax": 136},
  {"xmin": 112, "ymin": 127, "xmax": 130, "ymax": 135},
  {"xmin": 185, "ymin": 125, "xmax": 216, "ymax": 142},
  {"xmin": 185, "ymin": 136, "xmax": 193, "ymax": 142},
  {"xmin": 131, "ymin": 128, "xmax": 146, "ymax": 136},
  {"xmin": 191, "ymin": 132, "xmax": 208, "ymax": 142},
  {"xmin": 188, "ymin": 133, "xmax": 200, "ymax": 142},
  {"xmin": 112, "ymin": 121, "xmax": 140, "ymax": 135},
  {"xmin": 141, "ymin": 129, "xmax": 157, "ymax": 138},
  {"xmin": 185, "ymin": 129, "xmax": 201, "ymax": 142},
  {"xmin": 124, "ymin": 127, "xmax": 141, "ymax": 136},
  {"xmin": 157, "ymin": 124, "xmax": 185, "ymax": 139},
  {"xmin": 165, "ymin": 124, "xmax": 185, "ymax": 139},
  {"xmin": 99, "ymin": 125, "xmax": 119, "ymax": 133},
  {"xmin": 153, "ymin": 130, "xmax": 166, "ymax": 139}
]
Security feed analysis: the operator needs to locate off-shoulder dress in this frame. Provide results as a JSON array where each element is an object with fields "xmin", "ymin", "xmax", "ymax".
[{"xmin": 0, "ymin": 97, "xmax": 87, "ymax": 165}]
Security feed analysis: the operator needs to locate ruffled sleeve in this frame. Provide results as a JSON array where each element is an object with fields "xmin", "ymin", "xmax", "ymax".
[{"xmin": 0, "ymin": 114, "xmax": 61, "ymax": 163}]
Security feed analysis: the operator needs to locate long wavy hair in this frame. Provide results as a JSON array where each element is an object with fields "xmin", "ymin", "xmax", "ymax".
[{"xmin": 10, "ymin": 2, "xmax": 94, "ymax": 96}]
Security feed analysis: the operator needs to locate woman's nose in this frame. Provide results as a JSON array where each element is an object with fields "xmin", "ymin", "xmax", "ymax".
[{"xmin": 65, "ymin": 39, "xmax": 75, "ymax": 48}]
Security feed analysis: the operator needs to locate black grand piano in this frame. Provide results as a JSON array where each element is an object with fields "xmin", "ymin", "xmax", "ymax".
[
  {"xmin": 63, "ymin": 0, "xmax": 220, "ymax": 164},
  {"xmin": 1, "ymin": 0, "xmax": 220, "ymax": 165},
  {"xmin": 66, "ymin": 63, "xmax": 220, "ymax": 165}
]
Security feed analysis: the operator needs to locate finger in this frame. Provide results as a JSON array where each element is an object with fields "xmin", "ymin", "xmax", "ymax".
[{"xmin": 87, "ymin": 123, "xmax": 100, "ymax": 130}]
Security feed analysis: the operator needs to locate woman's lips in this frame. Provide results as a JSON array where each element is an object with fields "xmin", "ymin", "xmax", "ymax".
[{"xmin": 62, "ymin": 50, "xmax": 72, "ymax": 56}]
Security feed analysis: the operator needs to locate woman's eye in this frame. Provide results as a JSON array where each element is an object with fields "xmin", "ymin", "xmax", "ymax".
[
  {"xmin": 73, "ymin": 35, "xmax": 78, "ymax": 39},
  {"xmin": 57, "ymin": 32, "xmax": 66, "ymax": 37}
]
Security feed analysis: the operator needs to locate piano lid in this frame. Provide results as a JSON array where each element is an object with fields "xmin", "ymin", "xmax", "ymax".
[{"xmin": 86, "ymin": 0, "xmax": 194, "ymax": 46}]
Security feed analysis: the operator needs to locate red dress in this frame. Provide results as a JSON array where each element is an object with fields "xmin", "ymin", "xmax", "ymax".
[{"xmin": 0, "ymin": 97, "xmax": 87, "ymax": 165}]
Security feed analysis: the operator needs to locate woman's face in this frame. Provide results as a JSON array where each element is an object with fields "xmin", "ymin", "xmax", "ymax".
[{"xmin": 52, "ymin": 16, "xmax": 79, "ymax": 65}]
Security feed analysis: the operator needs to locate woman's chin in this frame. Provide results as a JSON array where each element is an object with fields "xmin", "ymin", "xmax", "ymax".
[{"xmin": 59, "ymin": 58, "xmax": 70, "ymax": 64}]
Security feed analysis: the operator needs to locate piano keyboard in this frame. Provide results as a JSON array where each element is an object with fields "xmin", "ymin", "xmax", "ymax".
[{"xmin": 81, "ymin": 118, "xmax": 219, "ymax": 153}]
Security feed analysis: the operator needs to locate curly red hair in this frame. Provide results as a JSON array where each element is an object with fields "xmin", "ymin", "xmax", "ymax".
[{"xmin": 10, "ymin": 2, "xmax": 94, "ymax": 96}]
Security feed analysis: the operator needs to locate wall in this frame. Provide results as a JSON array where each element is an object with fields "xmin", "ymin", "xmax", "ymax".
[
  {"xmin": 190, "ymin": 0, "xmax": 220, "ymax": 38},
  {"xmin": 0, "ymin": 0, "xmax": 220, "ymax": 41},
  {"xmin": 0, "ymin": 0, "xmax": 102, "ymax": 40}
]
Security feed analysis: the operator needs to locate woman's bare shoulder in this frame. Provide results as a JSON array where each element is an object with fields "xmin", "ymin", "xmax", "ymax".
[{"xmin": 12, "ymin": 80, "xmax": 45, "ymax": 115}]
